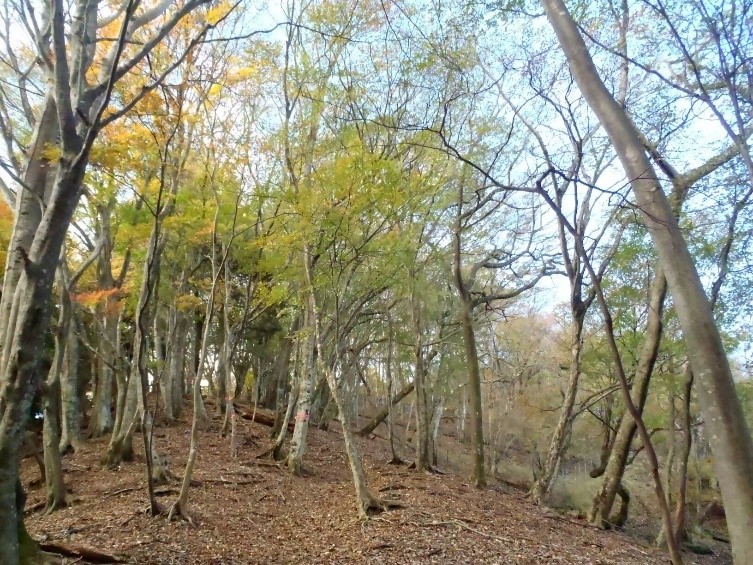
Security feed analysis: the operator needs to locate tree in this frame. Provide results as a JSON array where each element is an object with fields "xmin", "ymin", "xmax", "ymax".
[
  {"xmin": 542, "ymin": 1, "xmax": 753, "ymax": 561},
  {"xmin": 0, "ymin": 0, "xmax": 234, "ymax": 560}
]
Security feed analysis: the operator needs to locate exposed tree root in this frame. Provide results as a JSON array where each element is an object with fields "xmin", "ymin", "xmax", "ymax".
[
  {"xmin": 358, "ymin": 492, "xmax": 404, "ymax": 520},
  {"xmin": 406, "ymin": 460, "xmax": 443, "ymax": 474},
  {"xmin": 253, "ymin": 443, "xmax": 277, "ymax": 460},
  {"xmin": 42, "ymin": 497, "xmax": 67, "ymax": 516},
  {"xmin": 166, "ymin": 500, "xmax": 196, "ymax": 525},
  {"xmin": 24, "ymin": 500, "xmax": 47, "ymax": 514},
  {"xmin": 147, "ymin": 499, "xmax": 167, "ymax": 517}
]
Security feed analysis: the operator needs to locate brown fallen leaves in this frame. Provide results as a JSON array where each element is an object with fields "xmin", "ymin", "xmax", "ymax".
[{"xmin": 22, "ymin": 408, "xmax": 729, "ymax": 564}]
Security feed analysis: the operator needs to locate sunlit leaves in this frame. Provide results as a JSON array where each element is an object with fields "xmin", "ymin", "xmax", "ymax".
[{"xmin": 205, "ymin": 1, "xmax": 235, "ymax": 26}]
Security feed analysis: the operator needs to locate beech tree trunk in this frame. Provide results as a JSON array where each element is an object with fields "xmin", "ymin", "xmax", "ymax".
[
  {"xmin": 106, "ymin": 231, "xmax": 167, "ymax": 466},
  {"xmin": 271, "ymin": 316, "xmax": 299, "ymax": 439},
  {"xmin": 385, "ymin": 314, "xmax": 401, "ymax": 463},
  {"xmin": 304, "ymin": 261, "xmax": 386, "ymax": 519},
  {"xmin": 543, "ymin": 2, "xmax": 753, "ymax": 561},
  {"xmin": 287, "ymin": 287, "xmax": 316, "ymax": 475},
  {"xmin": 0, "ymin": 146, "xmax": 89, "ymax": 564},
  {"xmin": 90, "ymin": 203, "xmax": 119, "ymax": 437},
  {"xmin": 457, "ymin": 296, "xmax": 485, "ymax": 486},
  {"xmin": 673, "ymin": 368, "xmax": 694, "ymax": 543},
  {"xmin": 531, "ymin": 314, "xmax": 584, "ymax": 503},
  {"xmin": 428, "ymin": 396, "xmax": 445, "ymax": 468},
  {"xmin": 171, "ymin": 310, "xmax": 188, "ymax": 421},
  {"xmin": 589, "ymin": 274, "xmax": 667, "ymax": 526},
  {"xmin": 59, "ymin": 310, "xmax": 81, "ymax": 453},
  {"xmin": 43, "ymin": 269, "xmax": 71, "ymax": 513},
  {"xmin": 410, "ymin": 289, "xmax": 432, "ymax": 473}
]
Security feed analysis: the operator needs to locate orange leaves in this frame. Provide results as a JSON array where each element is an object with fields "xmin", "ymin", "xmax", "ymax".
[
  {"xmin": 0, "ymin": 201, "xmax": 12, "ymax": 280},
  {"xmin": 71, "ymin": 288, "xmax": 124, "ymax": 314}
]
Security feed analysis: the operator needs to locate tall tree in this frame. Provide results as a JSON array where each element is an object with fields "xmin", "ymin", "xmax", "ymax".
[
  {"xmin": 542, "ymin": 1, "xmax": 753, "ymax": 561},
  {"xmin": 0, "ymin": 1, "xmax": 237, "ymax": 560}
]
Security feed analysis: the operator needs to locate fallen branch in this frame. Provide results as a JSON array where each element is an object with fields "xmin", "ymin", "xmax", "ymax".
[
  {"xmin": 103, "ymin": 486, "xmax": 139, "ymax": 499},
  {"xmin": 154, "ymin": 487, "xmax": 180, "ymax": 497},
  {"xmin": 194, "ymin": 478, "xmax": 260, "ymax": 486},
  {"xmin": 40, "ymin": 541, "xmax": 129, "ymax": 563},
  {"xmin": 359, "ymin": 382, "xmax": 415, "ymax": 436},
  {"xmin": 539, "ymin": 512, "xmax": 606, "ymax": 531},
  {"xmin": 241, "ymin": 411, "xmax": 294, "ymax": 432},
  {"xmin": 411, "ymin": 511, "xmax": 532, "ymax": 544},
  {"xmin": 378, "ymin": 484, "xmax": 408, "ymax": 492}
]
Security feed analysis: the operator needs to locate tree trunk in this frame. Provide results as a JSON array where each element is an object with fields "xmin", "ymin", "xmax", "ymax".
[
  {"xmin": 0, "ymin": 151, "xmax": 89, "ymax": 565},
  {"xmin": 221, "ymin": 255, "xmax": 235, "ymax": 442},
  {"xmin": 452, "ymin": 177, "xmax": 486, "ymax": 487},
  {"xmin": 173, "ymin": 312, "xmax": 189, "ymax": 420},
  {"xmin": 304, "ymin": 264, "xmax": 388, "ymax": 519},
  {"xmin": 429, "ymin": 396, "xmax": 445, "ymax": 467},
  {"xmin": 43, "ymin": 270, "xmax": 70, "ymax": 513},
  {"xmin": 272, "ymin": 383, "xmax": 298, "ymax": 461},
  {"xmin": 543, "ymin": 5, "xmax": 753, "ymax": 561},
  {"xmin": 163, "ymin": 307, "xmax": 178, "ymax": 422},
  {"xmin": 457, "ymin": 297, "xmax": 485, "ymax": 486},
  {"xmin": 673, "ymin": 368, "xmax": 694, "ymax": 543},
  {"xmin": 385, "ymin": 315, "xmax": 401, "ymax": 464},
  {"xmin": 59, "ymin": 309, "xmax": 81, "ymax": 453},
  {"xmin": 215, "ymin": 306, "xmax": 227, "ymax": 415},
  {"xmin": 327, "ymin": 365, "xmax": 386, "ymax": 518},
  {"xmin": 287, "ymin": 288, "xmax": 316, "ymax": 475},
  {"xmin": 271, "ymin": 316, "xmax": 299, "ymax": 438},
  {"xmin": 105, "ymin": 230, "xmax": 166, "ymax": 467},
  {"xmin": 531, "ymin": 313, "xmax": 584, "ymax": 504},
  {"xmin": 410, "ymin": 293, "xmax": 431, "ymax": 473},
  {"xmin": 90, "ymin": 202, "xmax": 119, "ymax": 438},
  {"xmin": 91, "ymin": 306, "xmax": 117, "ymax": 437},
  {"xmin": 0, "ymin": 104, "xmax": 59, "ymax": 560}
]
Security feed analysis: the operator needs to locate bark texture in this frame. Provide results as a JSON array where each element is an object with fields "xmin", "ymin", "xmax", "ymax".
[{"xmin": 542, "ymin": 2, "xmax": 753, "ymax": 561}]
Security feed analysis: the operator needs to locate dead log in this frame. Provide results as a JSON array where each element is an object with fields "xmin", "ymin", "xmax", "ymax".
[
  {"xmin": 241, "ymin": 410, "xmax": 294, "ymax": 432},
  {"xmin": 358, "ymin": 382, "xmax": 415, "ymax": 436}
]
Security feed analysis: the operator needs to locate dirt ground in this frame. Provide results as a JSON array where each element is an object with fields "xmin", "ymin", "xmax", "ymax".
[{"xmin": 22, "ymin": 407, "xmax": 731, "ymax": 564}]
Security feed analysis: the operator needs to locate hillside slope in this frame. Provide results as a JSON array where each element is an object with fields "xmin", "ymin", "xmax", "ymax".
[{"xmin": 22, "ymin": 409, "xmax": 728, "ymax": 564}]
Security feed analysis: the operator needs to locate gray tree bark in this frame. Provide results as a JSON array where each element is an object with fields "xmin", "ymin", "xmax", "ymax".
[
  {"xmin": 287, "ymin": 290, "xmax": 317, "ymax": 475},
  {"xmin": 542, "ymin": 2, "xmax": 753, "ymax": 561},
  {"xmin": 589, "ymin": 274, "xmax": 667, "ymax": 527}
]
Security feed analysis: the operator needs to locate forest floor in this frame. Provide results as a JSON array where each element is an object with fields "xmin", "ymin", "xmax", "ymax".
[{"xmin": 23, "ymin": 406, "xmax": 731, "ymax": 564}]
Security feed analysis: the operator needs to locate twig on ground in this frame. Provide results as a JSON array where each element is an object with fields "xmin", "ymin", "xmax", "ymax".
[{"xmin": 103, "ymin": 486, "xmax": 139, "ymax": 499}]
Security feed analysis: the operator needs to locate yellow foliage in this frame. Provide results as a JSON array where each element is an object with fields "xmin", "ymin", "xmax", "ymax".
[
  {"xmin": 205, "ymin": 1, "xmax": 233, "ymax": 26},
  {"xmin": 41, "ymin": 143, "xmax": 62, "ymax": 161},
  {"xmin": 71, "ymin": 288, "xmax": 123, "ymax": 312},
  {"xmin": 208, "ymin": 83, "xmax": 223, "ymax": 97},
  {"xmin": 228, "ymin": 66, "xmax": 257, "ymax": 83},
  {"xmin": 175, "ymin": 293, "xmax": 204, "ymax": 312}
]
